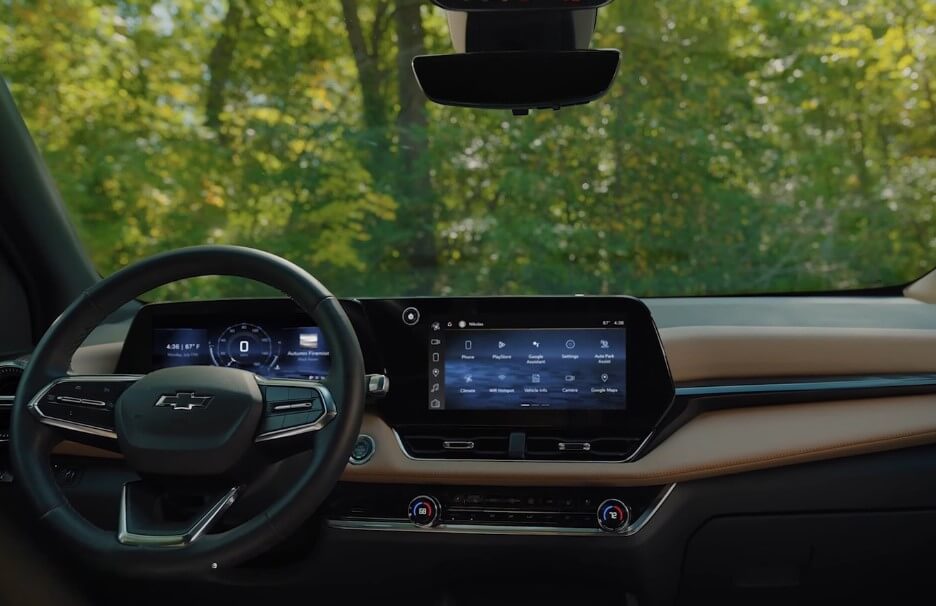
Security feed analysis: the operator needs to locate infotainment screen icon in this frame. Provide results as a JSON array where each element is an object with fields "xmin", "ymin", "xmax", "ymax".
[{"xmin": 431, "ymin": 325, "xmax": 626, "ymax": 411}]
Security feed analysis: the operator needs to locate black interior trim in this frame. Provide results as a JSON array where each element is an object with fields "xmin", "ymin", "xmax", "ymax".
[
  {"xmin": 0, "ymin": 79, "xmax": 97, "ymax": 340},
  {"xmin": 676, "ymin": 373, "xmax": 936, "ymax": 401}
]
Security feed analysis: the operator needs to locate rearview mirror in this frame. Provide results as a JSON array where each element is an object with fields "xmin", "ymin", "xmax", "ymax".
[
  {"xmin": 413, "ymin": 50, "xmax": 620, "ymax": 112},
  {"xmin": 433, "ymin": 0, "xmax": 611, "ymax": 10}
]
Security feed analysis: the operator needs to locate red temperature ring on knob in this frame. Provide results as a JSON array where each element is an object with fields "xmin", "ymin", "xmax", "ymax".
[
  {"xmin": 597, "ymin": 499, "xmax": 631, "ymax": 532},
  {"xmin": 408, "ymin": 495, "xmax": 441, "ymax": 528}
]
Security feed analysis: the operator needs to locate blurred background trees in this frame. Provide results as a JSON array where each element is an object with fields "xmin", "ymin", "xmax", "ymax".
[{"xmin": 2, "ymin": 0, "xmax": 934, "ymax": 298}]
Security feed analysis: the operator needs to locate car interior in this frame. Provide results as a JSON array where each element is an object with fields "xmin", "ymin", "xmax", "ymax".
[{"xmin": 2, "ymin": 0, "xmax": 936, "ymax": 604}]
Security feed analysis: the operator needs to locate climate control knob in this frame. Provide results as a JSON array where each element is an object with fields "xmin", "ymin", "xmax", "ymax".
[
  {"xmin": 408, "ymin": 495, "xmax": 441, "ymax": 528},
  {"xmin": 596, "ymin": 499, "xmax": 631, "ymax": 532}
]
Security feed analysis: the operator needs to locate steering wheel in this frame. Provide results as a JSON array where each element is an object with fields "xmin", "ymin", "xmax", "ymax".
[{"xmin": 9, "ymin": 246, "xmax": 365, "ymax": 576}]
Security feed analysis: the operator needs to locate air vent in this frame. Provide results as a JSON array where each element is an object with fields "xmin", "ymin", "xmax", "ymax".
[
  {"xmin": 398, "ymin": 426, "xmax": 511, "ymax": 459},
  {"xmin": 0, "ymin": 362, "xmax": 23, "ymax": 443},
  {"xmin": 0, "ymin": 363, "xmax": 24, "ymax": 406},
  {"xmin": 525, "ymin": 433, "xmax": 642, "ymax": 461},
  {"xmin": 397, "ymin": 426, "xmax": 644, "ymax": 461}
]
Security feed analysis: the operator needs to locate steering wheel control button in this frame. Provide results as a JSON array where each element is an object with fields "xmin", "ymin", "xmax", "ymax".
[
  {"xmin": 402, "ymin": 306, "xmax": 420, "ymax": 326},
  {"xmin": 264, "ymin": 386, "xmax": 291, "ymax": 403},
  {"xmin": 44, "ymin": 379, "xmax": 132, "ymax": 411},
  {"xmin": 408, "ymin": 495, "xmax": 441, "ymax": 528},
  {"xmin": 259, "ymin": 415, "xmax": 285, "ymax": 433},
  {"xmin": 287, "ymin": 386, "xmax": 315, "ymax": 402},
  {"xmin": 597, "ymin": 499, "xmax": 631, "ymax": 532},
  {"xmin": 31, "ymin": 378, "xmax": 143, "ymax": 436},
  {"xmin": 350, "ymin": 434, "xmax": 375, "ymax": 464},
  {"xmin": 263, "ymin": 385, "xmax": 324, "ymax": 415},
  {"xmin": 271, "ymin": 401, "xmax": 313, "ymax": 412},
  {"xmin": 255, "ymin": 378, "xmax": 338, "ymax": 442},
  {"xmin": 281, "ymin": 411, "xmax": 317, "ymax": 428}
]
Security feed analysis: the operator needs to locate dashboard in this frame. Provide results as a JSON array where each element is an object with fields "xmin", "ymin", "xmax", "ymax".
[
  {"xmin": 38, "ymin": 294, "xmax": 936, "ymax": 602},
  {"xmin": 107, "ymin": 295, "xmax": 936, "ymax": 546}
]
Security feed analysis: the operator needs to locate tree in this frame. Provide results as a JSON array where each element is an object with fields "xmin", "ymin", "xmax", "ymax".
[{"xmin": 2, "ymin": 0, "xmax": 933, "ymax": 298}]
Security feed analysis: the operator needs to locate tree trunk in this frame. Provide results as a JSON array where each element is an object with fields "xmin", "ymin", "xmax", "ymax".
[
  {"xmin": 340, "ymin": 0, "xmax": 391, "ymax": 170},
  {"xmin": 394, "ymin": 0, "xmax": 437, "ymax": 293},
  {"xmin": 205, "ymin": 0, "xmax": 244, "ymax": 140}
]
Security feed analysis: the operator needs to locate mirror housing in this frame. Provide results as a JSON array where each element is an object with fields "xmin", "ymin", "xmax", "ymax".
[
  {"xmin": 432, "ymin": 0, "xmax": 611, "ymax": 11},
  {"xmin": 413, "ymin": 50, "xmax": 620, "ymax": 112},
  {"xmin": 416, "ymin": 0, "xmax": 618, "ymax": 113}
]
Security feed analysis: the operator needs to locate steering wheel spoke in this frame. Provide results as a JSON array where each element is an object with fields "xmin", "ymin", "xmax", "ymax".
[
  {"xmin": 254, "ymin": 377, "xmax": 337, "ymax": 443},
  {"xmin": 28, "ymin": 375, "xmax": 141, "ymax": 443},
  {"xmin": 118, "ymin": 480, "xmax": 240, "ymax": 547}
]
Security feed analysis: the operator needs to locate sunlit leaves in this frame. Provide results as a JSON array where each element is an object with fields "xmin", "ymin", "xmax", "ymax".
[{"xmin": 2, "ymin": 0, "xmax": 934, "ymax": 298}]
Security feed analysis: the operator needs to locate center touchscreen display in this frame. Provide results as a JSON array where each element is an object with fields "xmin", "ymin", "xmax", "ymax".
[{"xmin": 430, "ymin": 325, "xmax": 626, "ymax": 411}]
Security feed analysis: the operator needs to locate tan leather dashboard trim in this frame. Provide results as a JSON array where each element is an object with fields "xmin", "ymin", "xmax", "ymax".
[
  {"xmin": 342, "ymin": 394, "xmax": 936, "ymax": 486},
  {"xmin": 661, "ymin": 326, "xmax": 936, "ymax": 382}
]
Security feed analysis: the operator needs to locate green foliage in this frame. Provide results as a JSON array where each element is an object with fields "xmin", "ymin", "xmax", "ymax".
[{"xmin": 2, "ymin": 0, "xmax": 934, "ymax": 298}]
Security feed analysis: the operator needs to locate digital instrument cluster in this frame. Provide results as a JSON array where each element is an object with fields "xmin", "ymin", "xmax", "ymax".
[{"xmin": 151, "ymin": 322, "xmax": 330, "ymax": 380}]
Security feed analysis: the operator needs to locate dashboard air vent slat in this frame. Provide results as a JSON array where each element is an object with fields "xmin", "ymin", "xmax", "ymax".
[
  {"xmin": 0, "ymin": 363, "xmax": 24, "ymax": 406},
  {"xmin": 399, "ymin": 427, "xmax": 511, "ymax": 459},
  {"xmin": 398, "ymin": 426, "xmax": 643, "ymax": 461},
  {"xmin": 525, "ymin": 434, "xmax": 641, "ymax": 461},
  {"xmin": 0, "ymin": 363, "xmax": 24, "ymax": 443}
]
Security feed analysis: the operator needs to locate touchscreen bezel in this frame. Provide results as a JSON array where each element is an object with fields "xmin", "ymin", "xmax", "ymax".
[{"xmin": 369, "ymin": 296, "xmax": 675, "ymax": 433}]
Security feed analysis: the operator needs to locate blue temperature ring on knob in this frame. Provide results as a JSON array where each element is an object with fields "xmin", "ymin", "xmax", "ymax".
[{"xmin": 597, "ymin": 499, "xmax": 631, "ymax": 532}]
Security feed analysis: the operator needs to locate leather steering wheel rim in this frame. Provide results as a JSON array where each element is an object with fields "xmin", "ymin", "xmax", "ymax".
[{"xmin": 10, "ymin": 245, "xmax": 366, "ymax": 576}]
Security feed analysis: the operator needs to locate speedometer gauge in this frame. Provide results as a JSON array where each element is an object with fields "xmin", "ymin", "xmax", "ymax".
[{"xmin": 216, "ymin": 323, "xmax": 276, "ymax": 370}]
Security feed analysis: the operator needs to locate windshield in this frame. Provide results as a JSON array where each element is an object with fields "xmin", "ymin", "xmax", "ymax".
[{"xmin": 3, "ymin": 1, "xmax": 934, "ymax": 298}]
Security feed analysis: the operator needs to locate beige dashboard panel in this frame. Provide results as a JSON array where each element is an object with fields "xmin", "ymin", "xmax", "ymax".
[
  {"xmin": 661, "ymin": 326, "xmax": 936, "ymax": 382},
  {"xmin": 342, "ymin": 395, "xmax": 936, "ymax": 486}
]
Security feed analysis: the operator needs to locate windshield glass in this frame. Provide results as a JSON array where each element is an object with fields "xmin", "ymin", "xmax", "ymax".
[{"xmin": 3, "ymin": 1, "xmax": 934, "ymax": 298}]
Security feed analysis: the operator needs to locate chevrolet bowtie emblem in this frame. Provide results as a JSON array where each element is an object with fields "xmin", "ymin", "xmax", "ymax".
[{"xmin": 154, "ymin": 392, "xmax": 213, "ymax": 411}]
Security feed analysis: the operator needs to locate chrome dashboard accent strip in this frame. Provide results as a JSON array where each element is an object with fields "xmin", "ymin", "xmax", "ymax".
[
  {"xmin": 675, "ymin": 374, "xmax": 936, "ymax": 398},
  {"xmin": 26, "ymin": 374, "xmax": 142, "ymax": 439},
  {"xmin": 117, "ymin": 484, "xmax": 240, "ymax": 547},
  {"xmin": 443, "ymin": 440, "xmax": 475, "ymax": 450},
  {"xmin": 327, "ymin": 483, "xmax": 677, "ymax": 537},
  {"xmin": 254, "ymin": 377, "xmax": 338, "ymax": 442}
]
